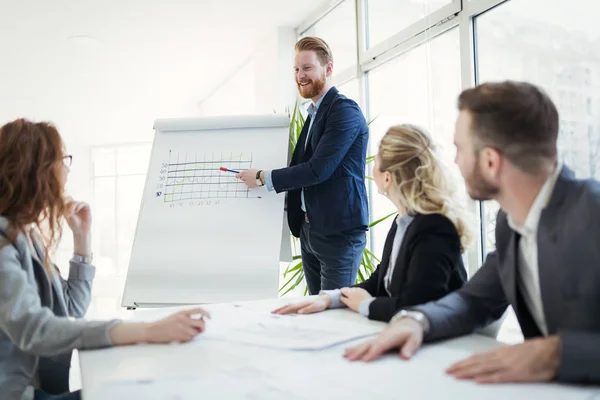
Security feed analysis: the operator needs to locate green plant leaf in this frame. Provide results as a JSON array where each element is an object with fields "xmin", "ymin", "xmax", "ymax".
[
  {"xmin": 363, "ymin": 255, "xmax": 375, "ymax": 273},
  {"xmin": 291, "ymin": 101, "xmax": 298, "ymax": 120},
  {"xmin": 281, "ymin": 270, "xmax": 305, "ymax": 296},
  {"xmin": 279, "ymin": 269, "xmax": 302, "ymax": 293},
  {"xmin": 283, "ymin": 261, "xmax": 303, "ymax": 278},
  {"xmin": 366, "ymin": 251, "xmax": 375, "ymax": 268},
  {"xmin": 355, "ymin": 254, "xmax": 368, "ymax": 284},
  {"xmin": 364, "ymin": 247, "xmax": 381, "ymax": 263},
  {"xmin": 365, "ymin": 175, "xmax": 374, "ymax": 181},
  {"xmin": 357, "ymin": 268, "xmax": 365, "ymax": 283},
  {"xmin": 369, "ymin": 211, "xmax": 397, "ymax": 228}
]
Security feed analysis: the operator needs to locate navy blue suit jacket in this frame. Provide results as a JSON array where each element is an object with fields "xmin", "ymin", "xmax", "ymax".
[{"xmin": 272, "ymin": 87, "xmax": 369, "ymax": 237}]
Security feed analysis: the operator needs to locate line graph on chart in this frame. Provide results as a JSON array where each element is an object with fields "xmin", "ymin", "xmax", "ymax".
[{"xmin": 158, "ymin": 151, "xmax": 257, "ymax": 202}]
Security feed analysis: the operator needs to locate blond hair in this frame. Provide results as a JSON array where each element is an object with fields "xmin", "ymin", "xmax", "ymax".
[
  {"xmin": 378, "ymin": 124, "xmax": 472, "ymax": 252},
  {"xmin": 295, "ymin": 36, "xmax": 334, "ymax": 66}
]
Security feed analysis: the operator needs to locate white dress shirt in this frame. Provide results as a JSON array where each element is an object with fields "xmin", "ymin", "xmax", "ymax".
[{"xmin": 506, "ymin": 162, "xmax": 562, "ymax": 336}]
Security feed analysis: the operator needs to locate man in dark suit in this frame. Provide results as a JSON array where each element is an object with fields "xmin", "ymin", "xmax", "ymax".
[
  {"xmin": 238, "ymin": 37, "xmax": 369, "ymax": 294},
  {"xmin": 344, "ymin": 81, "xmax": 600, "ymax": 385}
]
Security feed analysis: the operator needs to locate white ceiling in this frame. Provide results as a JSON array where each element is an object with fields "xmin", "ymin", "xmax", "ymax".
[{"xmin": 0, "ymin": 0, "xmax": 329, "ymax": 145}]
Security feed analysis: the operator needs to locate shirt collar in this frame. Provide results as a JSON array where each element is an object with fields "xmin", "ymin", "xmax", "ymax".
[
  {"xmin": 395, "ymin": 212, "xmax": 414, "ymax": 229},
  {"xmin": 507, "ymin": 161, "xmax": 563, "ymax": 236},
  {"xmin": 307, "ymin": 87, "xmax": 332, "ymax": 117}
]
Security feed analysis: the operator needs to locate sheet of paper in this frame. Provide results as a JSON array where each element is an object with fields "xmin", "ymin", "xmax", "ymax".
[{"xmin": 197, "ymin": 304, "xmax": 386, "ymax": 350}]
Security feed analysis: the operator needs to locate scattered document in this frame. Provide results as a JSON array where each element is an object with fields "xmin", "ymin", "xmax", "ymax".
[
  {"xmin": 198, "ymin": 304, "xmax": 386, "ymax": 350},
  {"xmin": 85, "ymin": 302, "xmax": 600, "ymax": 400}
]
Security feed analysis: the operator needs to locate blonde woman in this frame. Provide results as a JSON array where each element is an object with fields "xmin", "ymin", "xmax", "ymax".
[{"xmin": 273, "ymin": 124, "xmax": 471, "ymax": 322}]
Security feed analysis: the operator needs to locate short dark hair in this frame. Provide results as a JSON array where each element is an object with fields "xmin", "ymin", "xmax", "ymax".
[
  {"xmin": 295, "ymin": 36, "xmax": 334, "ymax": 66},
  {"xmin": 458, "ymin": 81, "xmax": 559, "ymax": 174}
]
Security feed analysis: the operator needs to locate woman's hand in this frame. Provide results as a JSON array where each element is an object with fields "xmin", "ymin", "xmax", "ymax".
[
  {"xmin": 340, "ymin": 287, "xmax": 373, "ymax": 312},
  {"xmin": 145, "ymin": 308, "xmax": 211, "ymax": 343},
  {"xmin": 65, "ymin": 199, "xmax": 92, "ymax": 236},
  {"xmin": 271, "ymin": 294, "xmax": 332, "ymax": 315},
  {"xmin": 110, "ymin": 308, "xmax": 211, "ymax": 345},
  {"xmin": 65, "ymin": 198, "xmax": 92, "ymax": 257}
]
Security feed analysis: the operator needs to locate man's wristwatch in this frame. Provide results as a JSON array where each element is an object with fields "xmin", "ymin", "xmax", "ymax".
[
  {"xmin": 71, "ymin": 253, "xmax": 93, "ymax": 264},
  {"xmin": 256, "ymin": 170, "xmax": 264, "ymax": 187},
  {"xmin": 390, "ymin": 310, "xmax": 430, "ymax": 333}
]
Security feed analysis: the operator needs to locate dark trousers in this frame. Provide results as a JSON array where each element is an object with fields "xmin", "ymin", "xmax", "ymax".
[
  {"xmin": 300, "ymin": 218, "xmax": 366, "ymax": 295},
  {"xmin": 34, "ymin": 390, "xmax": 81, "ymax": 400}
]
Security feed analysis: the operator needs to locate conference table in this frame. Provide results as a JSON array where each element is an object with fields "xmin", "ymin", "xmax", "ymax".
[{"xmin": 79, "ymin": 298, "xmax": 598, "ymax": 399}]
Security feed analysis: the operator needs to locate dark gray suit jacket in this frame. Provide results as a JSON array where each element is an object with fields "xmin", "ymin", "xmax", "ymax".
[{"xmin": 414, "ymin": 166, "xmax": 600, "ymax": 384}]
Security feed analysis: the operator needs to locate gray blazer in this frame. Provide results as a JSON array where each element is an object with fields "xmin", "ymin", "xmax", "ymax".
[
  {"xmin": 0, "ymin": 217, "xmax": 117, "ymax": 400},
  {"xmin": 415, "ymin": 166, "xmax": 600, "ymax": 384}
]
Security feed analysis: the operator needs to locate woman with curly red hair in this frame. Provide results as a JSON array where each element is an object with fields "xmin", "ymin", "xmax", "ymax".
[{"xmin": 0, "ymin": 119, "xmax": 210, "ymax": 400}]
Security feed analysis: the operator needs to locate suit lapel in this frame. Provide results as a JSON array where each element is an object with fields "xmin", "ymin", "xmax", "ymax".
[
  {"xmin": 30, "ymin": 232, "xmax": 68, "ymax": 314},
  {"xmin": 377, "ymin": 221, "xmax": 398, "ymax": 292},
  {"xmin": 306, "ymin": 87, "xmax": 339, "ymax": 152},
  {"xmin": 535, "ymin": 166, "xmax": 572, "ymax": 334},
  {"xmin": 306, "ymin": 115, "xmax": 321, "ymax": 156},
  {"xmin": 537, "ymin": 215, "xmax": 560, "ymax": 334},
  {"xmin": 293, "ymin": 115, "xmax": 311, "ymax": 164},
  {"xmin": 499, "ymin": 231, "xmax": 519, "ymax": 309},
  {"xmin": 30, "ymin": 235, "xmax": 46, "ymax": 266},
  {"xmin": 29, "ymin": 246, "xmax": 55, "ymax": 310},
  {"xmin": 502, "ymin": 232, "xmax": 540, "ymax": 337},
  {"xmin": 389, "ymin": 218, "xmax": 418, "ymax": 291}
]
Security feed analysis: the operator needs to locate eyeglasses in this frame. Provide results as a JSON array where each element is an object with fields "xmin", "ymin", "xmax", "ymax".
[{"xmin": 63, "ymin": 155, "xmax": 73, "ymax": 167}]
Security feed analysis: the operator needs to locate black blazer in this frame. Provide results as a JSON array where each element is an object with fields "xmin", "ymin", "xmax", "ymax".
[{"xmin": 355, "ymin": 213, "xmax": 466, "ymax": 322}]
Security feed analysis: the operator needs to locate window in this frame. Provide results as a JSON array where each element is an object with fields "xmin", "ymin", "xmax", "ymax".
[
  {"xmin": 584, "ymin": 67, "xmax": 591, "ymax": 86},
  {"xmin": 301, "ymin": 0, "xmax": 357, "ymax": 74},
  {"xmin": 475, "ymin": 0, "xmax": 600, "ymax": 343},
  {"xmin": 591, "ymin": 126, "xmax": 600, "ymax": 178},
  {"xmin": 87, "ymin": 144, "xmax": 151, "ymax": 318},
  {"xmin": 366, "ymin": 0, "xmax": 453, "ymax": 48},
  {"xmin": 367, "ymin": 28, "xmax": 467, "ymax": 265},
  {"xmin": 338, "ymin": 78, "xmax": 360, "ymax": 103},
  {"xmin": 476, "ymin": 0, "xmax": 600, "ymax": 253}
]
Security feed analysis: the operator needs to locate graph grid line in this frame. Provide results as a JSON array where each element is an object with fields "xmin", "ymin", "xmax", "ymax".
[{"xmin": 163, "ymin": 151, "xmax": 254, "ymax": 202}]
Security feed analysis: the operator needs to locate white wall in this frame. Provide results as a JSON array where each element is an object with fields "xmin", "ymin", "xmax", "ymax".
[
  {"xmin": 198, "ymin": 27, "xmax": 297, "ymax": 116},
  {"xmin": 0, "ymin": 1, "xmax": 331, "ymax": 318}
]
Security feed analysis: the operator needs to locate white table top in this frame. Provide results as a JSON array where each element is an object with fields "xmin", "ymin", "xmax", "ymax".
[{"xmin": 79, "ymin": 298, "xmax": 598, "ymax": 400}]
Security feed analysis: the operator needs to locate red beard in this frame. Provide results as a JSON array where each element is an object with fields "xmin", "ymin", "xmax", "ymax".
[{"xmin": 297, "ymin": 74, "xmax": 326, "ymax": 99}]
